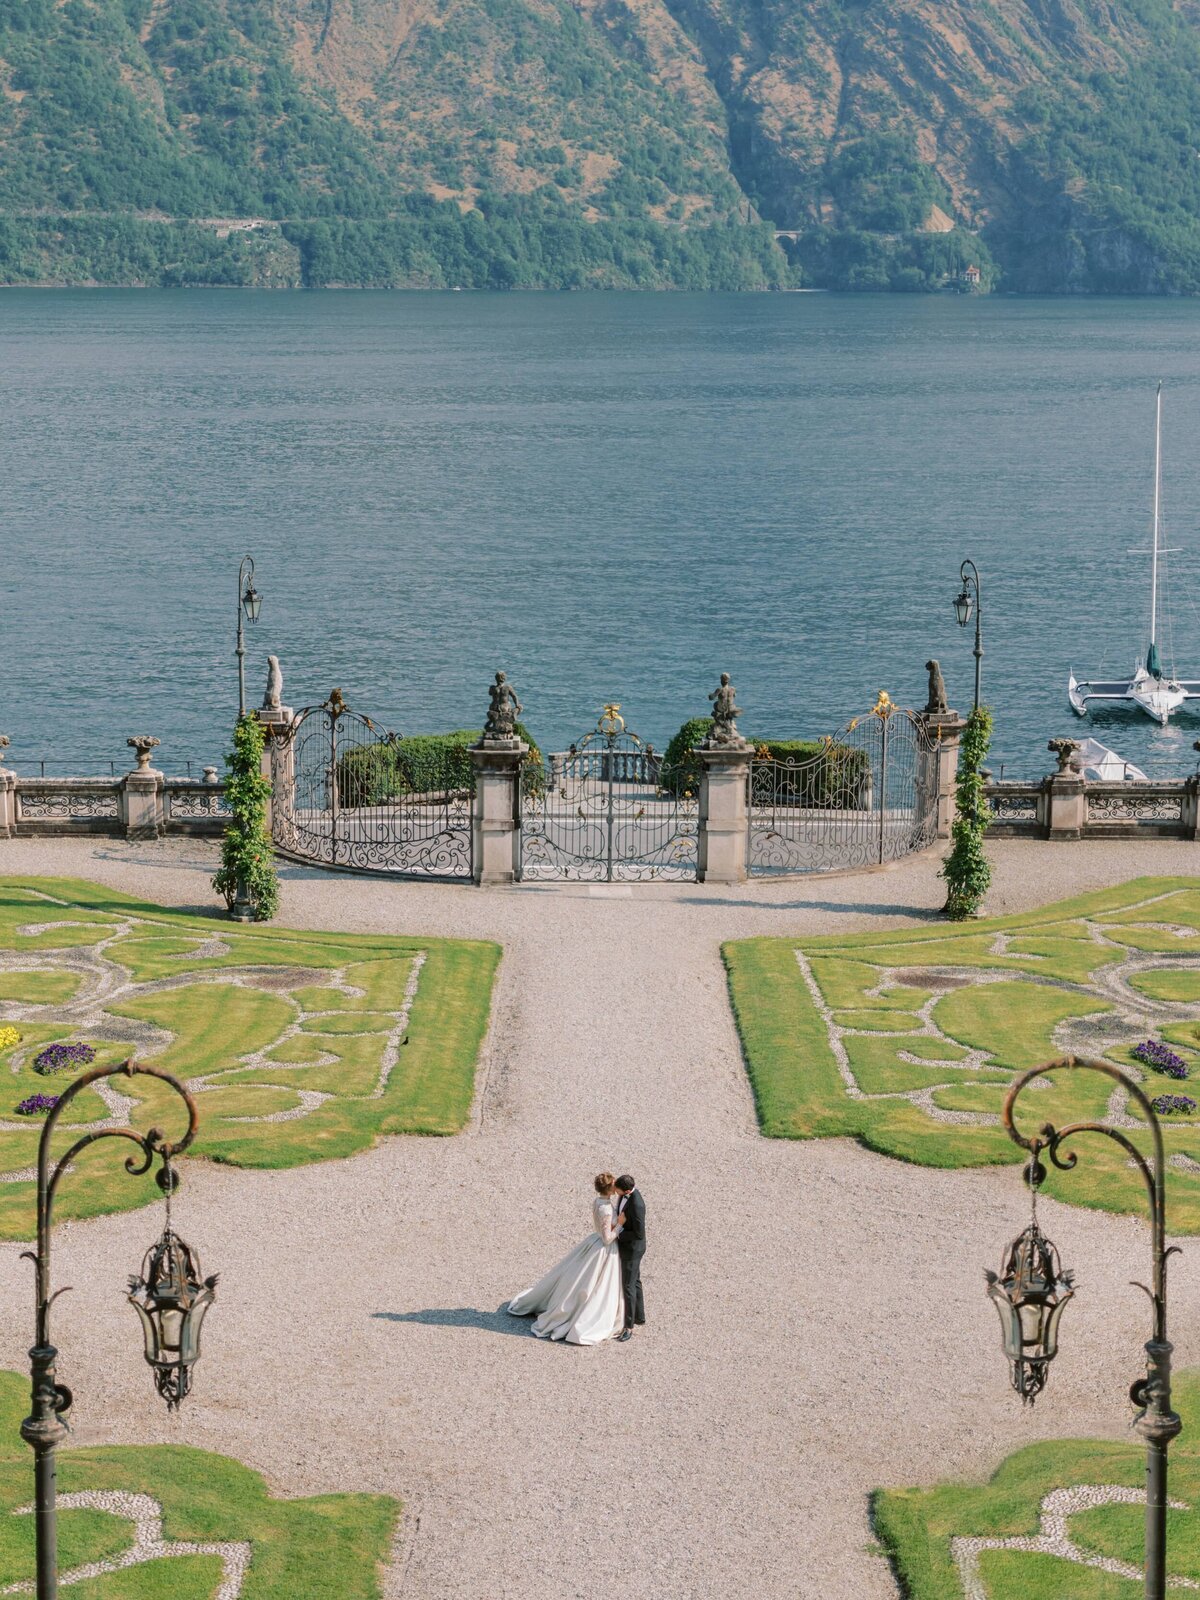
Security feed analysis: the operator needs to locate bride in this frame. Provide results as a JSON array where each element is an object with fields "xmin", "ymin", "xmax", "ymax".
[{"xmin": 507, "ymin": 1173, "xmax": 625, "ymax": 1344}]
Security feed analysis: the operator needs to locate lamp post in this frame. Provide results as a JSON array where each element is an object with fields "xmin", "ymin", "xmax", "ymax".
[
  {"xmin": 989, "ymin": 1056, "xmax": 1181, "ymax": 1600},
  {"xmin": 20, "ymin": 1061, "xmax": 216, "ymax": 1600},
  {"xmin": 954, "ymin": 558, "xmax": 983, "ymax": 712},
  {"xmin": 236, "ymin": 555, "xmax": 262, "ymax": 720}
]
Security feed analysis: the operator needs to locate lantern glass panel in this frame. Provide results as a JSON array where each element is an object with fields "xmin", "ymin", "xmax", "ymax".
[
  {"xmin": 1018, "ymin": 1303, "xmax": 1044, "ymax": 1341},
  {"xmin": 954, "ymin": 590, "xmax": 973, "ymax": 626}
]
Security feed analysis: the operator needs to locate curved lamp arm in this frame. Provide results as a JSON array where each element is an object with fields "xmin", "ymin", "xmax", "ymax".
[
  {"xmin": 23, "ymin": 1060, "xmax": 198, "ymax": 1345},
  {"xmin": 1003, "ymin": 1055, "xmax": 1170, "ymax": 1340},
  {"xmin": 237, "ymin": 554, "xmax": 256, "ymax": 612}
]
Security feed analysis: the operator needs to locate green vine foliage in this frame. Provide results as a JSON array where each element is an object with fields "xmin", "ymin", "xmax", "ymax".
[
  {"xmin": 212, "ymin": 714, "xmax": 280, "ymax": 922},
  {"xmin": 941, "ymin": 705, "xmax": 993, "ymax": 920}
]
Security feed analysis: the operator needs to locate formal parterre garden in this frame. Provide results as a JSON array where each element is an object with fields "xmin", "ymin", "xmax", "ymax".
[
  {"xmin": 0, "ymin": 879, "xmax": 499, "ymax": 1240},
  {"xmin": 725, "ymin": 877, "xmax": 1200, "ymax": 1230},
  {"xmin": 875, "ymin": 1369, "xmax": 1200, "ymax": 1599},
  {"xmin": 0, "ymin": 1370, "xmax": 396, "ymax": 1598}
]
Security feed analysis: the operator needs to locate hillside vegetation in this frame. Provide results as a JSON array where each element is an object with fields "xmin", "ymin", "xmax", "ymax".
[{"xmin": 1, "ymin": 0, "xmax": 1199, "ymax": 289}]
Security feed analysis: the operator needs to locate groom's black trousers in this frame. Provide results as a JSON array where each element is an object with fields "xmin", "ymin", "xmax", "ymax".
[{"xmin": 619, "ymin": 1241, "xmax": 646, "ymax": 1328}]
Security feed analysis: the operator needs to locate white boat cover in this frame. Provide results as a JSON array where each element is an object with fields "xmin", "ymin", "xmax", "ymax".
[{"xmin": 1074, "ymin": 738, "xmax": 1148, "ymax": 781}]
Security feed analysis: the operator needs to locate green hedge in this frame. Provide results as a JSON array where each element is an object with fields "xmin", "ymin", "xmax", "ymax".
[
  {"xmin": 660, "ymin": 718, "xmax": 871, "ymax": 808},
  {"xmin": 338, "ymin": 724, "xmax": 542, "ymax": 806}
]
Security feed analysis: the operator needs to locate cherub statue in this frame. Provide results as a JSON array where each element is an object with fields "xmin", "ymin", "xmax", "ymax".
[
  {"xmin": 707, "ymin": 673, "xmax": 745, "ymax": 746},
  {"xmin": 484, "ymin": 671, "xmax": 522, "ymax": 740},
  {"xmin": 925, "ymin": 658, "xmax": 949, "ymax": 715},
  {"xmin": 263, "ymin": 655, "xmax": 283, "ymax": 713}
]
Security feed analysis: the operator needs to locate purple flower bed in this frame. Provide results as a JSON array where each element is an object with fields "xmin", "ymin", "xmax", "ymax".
[
  {"xmin": 1132, "ymin": 1040, "xmax": 1190, "ymax": 1079},
  {"xmin": 32, "ymin": 1041, "xmax": 95, "ymax": 1076},
  {"xmin": 1151, "ymin": 1094, "xmax": 1197, "ymax": 1116},
  {"xmin": 16, "ymin": 1093, "xmax": 59, "ymax": 1116}
]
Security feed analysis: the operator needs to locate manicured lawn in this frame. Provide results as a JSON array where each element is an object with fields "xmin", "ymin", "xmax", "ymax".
[
  {"xmin": 0, "ymin": 1371, "xmax": 397, "ymax": 1597},
  {"xmin": 0, "ymin": 879, "xmax": 499, "ymax": 1239},
  {"xmin": 874, "ymin": 1370, "xmax": 1200, "ymax": 1599},
  {"xmin": 724, "ymin": 877, "xmax": 1200, "ymax": 1229}
]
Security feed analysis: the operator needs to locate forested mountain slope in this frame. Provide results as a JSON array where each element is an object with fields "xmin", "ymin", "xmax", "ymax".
[{"xmin": 1, "ymin": 0, "xmax": 1198, "ymax": 288}]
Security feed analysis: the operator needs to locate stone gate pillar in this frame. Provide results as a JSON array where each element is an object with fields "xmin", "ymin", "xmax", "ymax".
[
  {"xmin": 255, "ymin": 704, "xmax": 294, "ymax": 834},
  {"xmin": 917, "ymin": 659, "xmax": 966, "ymax": 839},
  {"xmin": 470, "ymin": 738, "xmax": 526, "ymax": 885},
  {"xmin": 470, "ymin": 671, "xmax": 528, "ymax": 886},
  {"xmin": 918, "ymin": 708, "xmax": 968, "ymax": 839},
  {"xmin": 696, "ymin": 675, "xmax": 753, "ymax": 884},
  {"xmin": 697, "ymin": 743, "xmax": 753, "ymax": 883},
  {"xmin": 0, "ymin": 737, "xmax": 15, "ymax": 840}
]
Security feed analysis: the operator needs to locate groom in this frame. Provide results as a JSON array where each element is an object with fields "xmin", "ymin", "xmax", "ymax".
[{"xmin": 615, "ymin": 1175, "xmax": 646, "ymax": 1342}]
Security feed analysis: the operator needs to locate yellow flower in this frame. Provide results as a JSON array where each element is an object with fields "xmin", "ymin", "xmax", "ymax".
[{"xmin": 0, "ymin": 1025, "xmax": 22, "ymax": 1053}]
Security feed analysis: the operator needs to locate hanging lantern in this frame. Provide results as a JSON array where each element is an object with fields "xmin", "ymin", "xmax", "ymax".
[
  {"xmin": 985, "ymin": 1219, "xmax": 1075, "ymax": 1404},
  {"xmin": 954, "ymin": 587, "xmax": 973, "ymax": 627},
  {"xmin": 128, "ymin": 1226, "xmax": 218, "ymax": 1410}
]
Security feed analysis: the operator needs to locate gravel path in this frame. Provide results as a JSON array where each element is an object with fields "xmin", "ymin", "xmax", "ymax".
[{"xmin": 2, "ymin": 838, "xmax": 1200, "ymax": 1599}]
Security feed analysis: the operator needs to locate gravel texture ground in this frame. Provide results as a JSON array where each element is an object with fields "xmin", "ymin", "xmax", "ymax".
[{"xmin": 2, "ymin": 838, "xmax": 1200, "ymax": 1600}]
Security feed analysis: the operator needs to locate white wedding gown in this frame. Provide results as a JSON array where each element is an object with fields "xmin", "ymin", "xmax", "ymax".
[{"xmin": 507, "ymin": 1196, "xmax": 625, "ymax": 1344}]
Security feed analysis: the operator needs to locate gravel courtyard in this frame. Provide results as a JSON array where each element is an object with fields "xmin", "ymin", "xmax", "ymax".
[{"xmin": 2, "ymin": 837, "xmax": 1199, "ymax": 1600}]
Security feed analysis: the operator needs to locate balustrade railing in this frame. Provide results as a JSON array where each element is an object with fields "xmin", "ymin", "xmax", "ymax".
[
  {"xmin": 983, "ymin": 780, "xmax": 1045, "ymax": 836},
  {"xmin": 15, "ymin": 778, "xmax": 123, "ymax": 832},
  {"xmin": 1, "ymin": 760, "xmax": 227, "ymax": 839},
  {"xmin": 162, "ymin": 778, "xmax": 232, "ymax": 833},
  {"xmin": 984, "ymin": 773, "xmax": 1200, "ymax": 840},
  {"xmin": 1085, "ymin": 780, "xmax": 1187, "ymax": 834}
]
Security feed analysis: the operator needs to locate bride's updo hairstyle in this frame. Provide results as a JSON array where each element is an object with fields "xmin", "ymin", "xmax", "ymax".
[{"xmin": 594, "ymin": 1172, "xmax": 616, "ymax": 1195}]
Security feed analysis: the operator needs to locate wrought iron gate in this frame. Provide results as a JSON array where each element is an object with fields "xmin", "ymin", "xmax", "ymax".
[
  {"xmin": 748, "ymin": 694, "xmax": 937, "ymax": 874},
  {"xmin": 519, "ymin": 705, "xmax": 698, "ymax": 881},
  {"xmin": 271, "ymin": 690, "xmax": 473, "ymax": 878}
]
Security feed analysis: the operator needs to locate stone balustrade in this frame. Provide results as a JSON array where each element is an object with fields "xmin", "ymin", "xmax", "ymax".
[
  {"xmin": 0, "ymin": 741, "xmax": 229, "ymax": 840},
  {"xmin": 985, "ymin": 772, "xmax": 1200, "ymax": 841}
]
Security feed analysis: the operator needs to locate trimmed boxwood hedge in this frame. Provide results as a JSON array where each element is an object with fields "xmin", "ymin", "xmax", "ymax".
[
  {"xmin": 660, "ymin": 717, "xmax": 870, "ymax": 807},
  {"xmin": 339, "ymin": 724, "xmax": 543, "ymax": 806}
]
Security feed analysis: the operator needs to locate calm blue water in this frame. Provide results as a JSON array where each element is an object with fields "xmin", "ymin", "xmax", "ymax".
[{"xmin": 4, "ymin": 289, "xmax": 1200, "ymax": 778}]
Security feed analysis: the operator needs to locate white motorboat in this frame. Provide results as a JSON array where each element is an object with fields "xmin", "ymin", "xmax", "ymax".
[{"xmin": 1069, "ymin": 383, "xmax": 1200, "ymax": 725}]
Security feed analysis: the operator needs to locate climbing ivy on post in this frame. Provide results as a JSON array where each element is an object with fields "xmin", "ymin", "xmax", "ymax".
[
  {"xmin": 213, "ymin": 714, "xmax": 279, "ymax": 922},
  {"xmin": 941, "ymin": 705, "xmax": 992, "ymax": 920}
]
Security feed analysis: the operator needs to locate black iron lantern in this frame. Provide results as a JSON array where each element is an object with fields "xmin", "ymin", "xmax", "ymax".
[
  {"xmin": 128, "ymin": 1225, "xmax": 217, "ymax": 1410},
  {"xmin": 242, "ymin": 580, "xmax": 262, "ymax": 623},
  {"xmin": 985, "ymin": 1217, "xmax": 1075, "ymax": 1404},
  {"xmin": 954, "ymin": 587, "xmax": 973, "ymax": 627}
]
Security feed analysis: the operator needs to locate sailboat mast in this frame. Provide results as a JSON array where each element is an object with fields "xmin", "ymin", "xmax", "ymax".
[{"xmin": 1151, "ymin": 380, "xmax": 1162, "ymax": 652}]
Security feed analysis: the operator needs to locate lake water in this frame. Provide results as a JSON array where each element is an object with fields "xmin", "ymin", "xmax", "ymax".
[{"xmin": 4, "ymin": 289, "xmax": 1200, "ymax": 778}]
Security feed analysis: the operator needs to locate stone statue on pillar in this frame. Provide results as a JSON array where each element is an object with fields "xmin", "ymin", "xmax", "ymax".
[
  {"xmin": 482, "ymin": 671, "xmax": 523, "ymax": 744},
  {"xmin": 704, "ymin": 673, "xmax": 749, "ymax": 748},
  {"xmin": 263, "ymin": 655, "xmax": 283, "ymax": 714},
  {"xmin": 924, "ymin": 659, "xmax": 949, "ymax": 716}
]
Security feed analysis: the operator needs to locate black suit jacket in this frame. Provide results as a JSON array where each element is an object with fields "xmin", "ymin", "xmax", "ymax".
[{"xmin": 617, "ymin": 1189, "xmax": 646, "ymax": 1249}]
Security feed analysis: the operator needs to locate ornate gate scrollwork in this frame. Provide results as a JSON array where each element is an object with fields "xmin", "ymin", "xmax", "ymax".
[
  {"xmin": 519, "ymin": 705, "xmax": 698, "ymax": 882},
  {"xmin": 748, "ymin": 693, "xmax": 937, "ymax": 874},
  {"xmin": 271, "ymin": 690, "xmax": 473, "ymax": 879}
]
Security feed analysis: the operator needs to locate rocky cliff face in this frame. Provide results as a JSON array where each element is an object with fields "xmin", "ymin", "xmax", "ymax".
[{"xmin": 1, "ymin": 0, "xmax": 1198, "ymax": 287}]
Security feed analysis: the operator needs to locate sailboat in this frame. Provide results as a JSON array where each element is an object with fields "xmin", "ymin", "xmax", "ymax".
[{"xmin": 1069, "ymin": 382, "xmax": 1200, "ymax": 726}]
